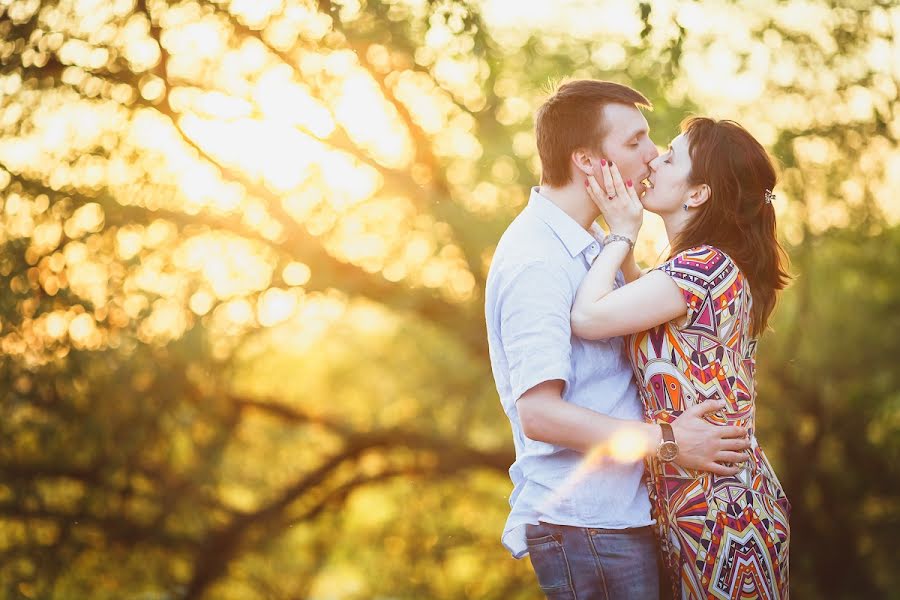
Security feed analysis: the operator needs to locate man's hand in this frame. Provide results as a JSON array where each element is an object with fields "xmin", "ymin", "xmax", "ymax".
[{"xmin": 670, "ymin": 400, "xmax": 750, "ymax": 476}]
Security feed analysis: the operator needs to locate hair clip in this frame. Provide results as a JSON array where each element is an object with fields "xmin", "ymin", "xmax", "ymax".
[{"xmin": 764, "ymin": 189, "xmax": 776, "ymax": 205}]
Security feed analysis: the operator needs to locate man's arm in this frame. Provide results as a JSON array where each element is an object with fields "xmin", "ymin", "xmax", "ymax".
[
  {"xmin": 496, "ymin": 259, "xmax": 749, "ymax": 474},
  {"xmin": 517, "ymin": 380, "xmax": 650, "ymax": 453},
  {"xmin": 517, "ymin": 381, "xmax": 750, "ymax": 476}
]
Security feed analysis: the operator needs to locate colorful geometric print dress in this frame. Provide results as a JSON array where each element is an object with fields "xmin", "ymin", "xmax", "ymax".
[{"xmin": 626, "ymin": 245, "xmax": 791, "ymax": 600}]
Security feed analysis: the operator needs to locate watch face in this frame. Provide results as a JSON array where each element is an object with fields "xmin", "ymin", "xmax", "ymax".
[{"xmin": 658, "ymin": 441, "xmax": 679, "ymax": 462}]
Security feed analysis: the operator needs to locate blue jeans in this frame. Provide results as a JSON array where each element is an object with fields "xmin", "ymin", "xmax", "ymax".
[{"xmin": 525, "ymin": 521, "xmax": 660, "ymax": 600}]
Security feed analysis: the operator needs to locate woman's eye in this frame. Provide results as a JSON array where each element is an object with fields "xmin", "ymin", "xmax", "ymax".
[{"xmin": 629, "ymin": 142, "xmax": 639, "ymax": 147}]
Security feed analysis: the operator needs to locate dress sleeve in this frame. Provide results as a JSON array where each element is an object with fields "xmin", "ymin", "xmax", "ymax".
[{"xmin": 655, "ymin": 245, "xmax": 737, "ymax": 331}]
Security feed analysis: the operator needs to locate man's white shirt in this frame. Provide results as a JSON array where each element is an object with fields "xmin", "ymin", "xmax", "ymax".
[{"xmin": 484, "ymin": 187, "xmax": 652, "ymax": 558}]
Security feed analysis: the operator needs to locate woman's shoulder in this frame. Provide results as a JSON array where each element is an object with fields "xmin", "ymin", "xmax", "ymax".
[
  {"xmin": 661, "ymin": 245, "xmax": 740, "ymax": 288},
  {"xmin": 668, "ymin": 244, "xmax": 733, "ymax": 269}
]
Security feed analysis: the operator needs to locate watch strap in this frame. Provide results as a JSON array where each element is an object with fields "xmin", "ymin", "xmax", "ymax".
[{"xmin": 660, "ymin": 422, "xmax": 675, "ymax": 443}]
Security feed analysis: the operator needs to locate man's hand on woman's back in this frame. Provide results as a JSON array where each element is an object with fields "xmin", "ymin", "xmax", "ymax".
[{"xmin": 670, "ymin": 400, "xmax": 751, "ymax": 476}]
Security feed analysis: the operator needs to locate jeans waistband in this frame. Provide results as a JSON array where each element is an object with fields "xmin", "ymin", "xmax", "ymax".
[{"xmin": 527, "ymin": 521, "xmax": 654, "ymax": 537}]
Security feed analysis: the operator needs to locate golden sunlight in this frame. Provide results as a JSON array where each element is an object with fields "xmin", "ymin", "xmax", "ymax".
[
  {"xmin": 173, "ymin": 234, "xmax": 274, "ymax": 300},
  {"xmin": 333, "ymin": 71, "xmax": 414, "ymax": 168},
  {"xmin": 256, "ymin": 287, "xmax": 300, "ymax": 327},
  {"xmin": 253, "ymin": 65, "xmax": 335, "ymax": 138},
  {"xmin": 282, "ymin": 262, "xmax": 311, "ymax": 286},
  {"xmin": 608, "ymin": 427, "xmax": 652, "ymax": 463}
]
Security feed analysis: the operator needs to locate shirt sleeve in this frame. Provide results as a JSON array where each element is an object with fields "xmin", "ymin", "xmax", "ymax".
[
  {"xmin": 656, "ymin": 245, "xmax": 735, "ymax": 329},
  {"xmin": 497, "ymin": 260, "xmax": 574, "ymax": 401}
]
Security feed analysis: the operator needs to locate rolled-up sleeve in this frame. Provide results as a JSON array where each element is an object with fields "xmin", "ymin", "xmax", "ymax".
[{"xmin": 497, "ymin": 261, "xmax": 574, "ymax": 401}]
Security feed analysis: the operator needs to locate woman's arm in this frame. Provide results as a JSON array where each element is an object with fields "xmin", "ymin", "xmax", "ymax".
[
  {"xmin": 576, "ymin": 237, "xmax": 632, "ymax": 312},
  {"xmin": 574, "ymin": 162, "xmax": 687, "ymax": 339},
  {"xmin": 620, "ymin": 249, "xmax": 643, "ymax": 283},
  {"xmin": 572, "ymin": 269, "xmax": 688, "ymax": 339}
]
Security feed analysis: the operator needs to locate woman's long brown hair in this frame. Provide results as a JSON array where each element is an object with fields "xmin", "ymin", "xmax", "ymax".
[{"xmin": 671, "ymin": 117, "xmax": 791, "ymax": 337}]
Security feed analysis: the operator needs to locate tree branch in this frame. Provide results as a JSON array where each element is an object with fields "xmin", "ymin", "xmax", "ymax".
[
  {"xmin": 179, "ymin": 392, "xmax": 512, "ymax": 599},
  {"xmin": 0, "ymin": 163, "xmax": 487, "ymax": 359},
  {"xmin": 210, "ymin": 0, "xmax": 488, "ymax": 290}
]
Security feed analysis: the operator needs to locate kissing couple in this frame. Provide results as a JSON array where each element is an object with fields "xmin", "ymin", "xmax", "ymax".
[{"xmin": 485, "ymin": 79, "xmax": 791, "ymax": 599}]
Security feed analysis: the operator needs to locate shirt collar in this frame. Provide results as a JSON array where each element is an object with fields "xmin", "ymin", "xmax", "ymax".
[{"xmin": 526, "ymin": 187, "xmax": 605, "ymax": 258}]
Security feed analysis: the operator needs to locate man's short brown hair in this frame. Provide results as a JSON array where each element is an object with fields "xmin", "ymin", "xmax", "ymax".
[{"xmin": 535, "ymin": 80, "xmax": 651, "ymax": 186}]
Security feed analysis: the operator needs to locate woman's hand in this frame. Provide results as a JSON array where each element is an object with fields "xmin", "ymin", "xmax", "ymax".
[{"xmin": 586, "ymin": 160, "xmax": 643, "ymax": 242}]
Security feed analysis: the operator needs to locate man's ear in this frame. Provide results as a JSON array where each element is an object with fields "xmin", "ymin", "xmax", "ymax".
[
  {"xmin": 571, "ymin": 148, "xmax": 595, "ymax": 176},
  {"xmin": 686, "ymin": 183, "xmax": 711, "ymax": 209}
]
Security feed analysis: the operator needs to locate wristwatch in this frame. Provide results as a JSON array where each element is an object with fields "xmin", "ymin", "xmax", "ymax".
[{"xmin": 656, "ymin": 423, "xmax": 679, "ymax": 462}]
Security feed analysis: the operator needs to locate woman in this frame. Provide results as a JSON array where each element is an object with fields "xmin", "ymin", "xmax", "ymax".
[{"xmin": 570, "ymin": 118, "xmax": 791, "ymax": 599}]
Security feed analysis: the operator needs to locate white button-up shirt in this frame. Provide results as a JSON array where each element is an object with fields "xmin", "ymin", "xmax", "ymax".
[{"xmin": 485, "ymin": 187, "xmax": 652, "ymax": 558}]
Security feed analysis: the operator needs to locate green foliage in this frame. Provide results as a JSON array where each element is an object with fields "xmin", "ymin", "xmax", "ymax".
[
  {"xmin": 757, "ymin": 225, "xmax": 900, "ymax": 599},
  {"xmin": 0, "ymin": 0, "xmax": 897, "ymax": 598}
]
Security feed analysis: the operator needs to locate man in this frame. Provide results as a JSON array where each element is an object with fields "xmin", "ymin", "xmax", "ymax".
[{"xmin": 484, "ymin": 80, "xmax": 750, "ymax": 599}]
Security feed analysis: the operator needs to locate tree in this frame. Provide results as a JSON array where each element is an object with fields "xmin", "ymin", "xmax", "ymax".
[{"xmin": 0, "ymin": 0, "xmax": 897, "ymax": 598}]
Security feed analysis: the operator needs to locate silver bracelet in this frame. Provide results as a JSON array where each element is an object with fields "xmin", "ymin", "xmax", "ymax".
[{"xmin": 604, "ymin": 233, "xmax": 635, "ymax": 251}]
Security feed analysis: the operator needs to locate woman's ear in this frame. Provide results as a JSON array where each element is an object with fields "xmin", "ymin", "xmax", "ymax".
[{"xmin": 686, "ymin": 183, "xmax": 711, "ymax": 209}]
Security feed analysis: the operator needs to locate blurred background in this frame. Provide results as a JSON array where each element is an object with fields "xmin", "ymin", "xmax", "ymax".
[{"xmin": 0, "ymin": 0, "xmax": 898, "ymax": 598}]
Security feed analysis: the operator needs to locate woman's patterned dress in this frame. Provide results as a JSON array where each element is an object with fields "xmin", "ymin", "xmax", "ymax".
[{"xmin": 627, "ymin": 245, "xmax": 791, "ymax": 600}]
